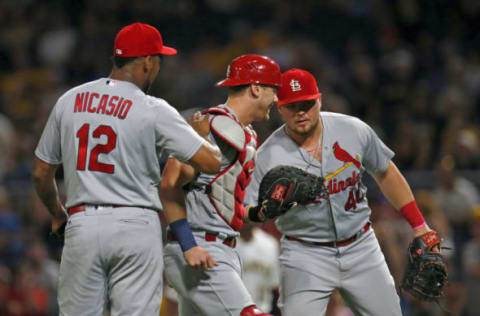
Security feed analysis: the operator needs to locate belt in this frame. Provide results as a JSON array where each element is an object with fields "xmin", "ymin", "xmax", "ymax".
[
  {"xmin": 285, "ymin": 222, "xmax": 371, "ymax": 247},
  {"xmin": 167, "ymin": 230, "xmax": 237, "ymax": 249},
  {"xmin": 67, "ymin": 204, "xmax": 155, "ymax": 216}
]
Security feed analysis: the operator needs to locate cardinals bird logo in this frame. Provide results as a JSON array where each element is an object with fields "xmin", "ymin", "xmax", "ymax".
[{"xmin": 332, "ymin": 142, "xmax": 361, "ymax": 169}]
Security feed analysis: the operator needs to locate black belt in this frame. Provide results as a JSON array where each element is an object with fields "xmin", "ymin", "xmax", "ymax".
[{"xmin": 286, "ymin": 222, "xmax": 371, "ymax": 247}]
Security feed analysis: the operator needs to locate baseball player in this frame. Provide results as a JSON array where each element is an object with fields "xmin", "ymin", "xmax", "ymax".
[
  {"xmin": 245, "ymin": 68, "xmax": 439, "ymax": 315},
  {"xmin": 160, "ymin": 54, "xmax": 281, "ymax": 316},
  {"xmin": 236, "ymin": 223, "xmax": 280, "ymax": 313},
  {"xmin": 32, "ymin": 22, "xmax": 221, "ymax": 316}
]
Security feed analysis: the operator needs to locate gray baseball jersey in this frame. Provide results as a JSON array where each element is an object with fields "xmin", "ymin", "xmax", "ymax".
[
  {"xmin": 35, "ymin": 78, "xmax": 205, "ymax": 210},
  {"xmin": 245, "ymin": 111, "xmax": 394, "ymax": 242},
  {"xmin": 164, "ymin": 104, "xmax": 259, "ymax": 316},
  {"xmin": 245, "ymin": 111, "xmax": 402, "ymax": 316},
  {"xmin": 35, "ymin": 78, "xmax": 206, "ymax": 316}
]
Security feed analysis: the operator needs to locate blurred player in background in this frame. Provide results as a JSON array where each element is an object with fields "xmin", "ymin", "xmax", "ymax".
[
  {"xmin": 32, "ymin": 22, "xmax": 221, "ymax": 316},
  {"xmin": 246, "ymin": 68, "xmax": 440, "ymax": 316},
  {"xmin": 160, "ymin": 54, "xmax": 281, "ymax": 316},
  {"xmin": 237, "ymin": 223, "xmax": 280, "ymax": 314}
]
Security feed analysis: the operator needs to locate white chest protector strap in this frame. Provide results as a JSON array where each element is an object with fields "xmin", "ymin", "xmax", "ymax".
[
  {"xmin": 205, "ymin": 108, "xmax": 257, "ymax": 231},
  {"xmin": 209, "ymin": 115, "xmax": 245, "ymax": 151}
]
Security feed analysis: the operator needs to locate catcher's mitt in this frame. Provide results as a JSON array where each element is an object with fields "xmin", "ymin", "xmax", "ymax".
[
  {"xmin": 254, "ymin": 165, "xmax": 326, "ymax": 220},
  {"xmin": 401, "ymin": 231, "xmax": 448, "ymax": 302}
]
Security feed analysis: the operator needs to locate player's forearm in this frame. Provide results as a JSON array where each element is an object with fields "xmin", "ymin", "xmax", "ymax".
[
  {"xmin": 373, "ymin": 161, "xmax": 415, "ymax": 209},
  {"xmin": 159, "ymin": 184, "xmax": 198, "ymax": 251},
  {"xmin": 374, "ymin": 161, "xmax": 429, "ymax": 233},
  {"xmin": 32, "ymin": 158, "xmax": 65, "ymax": 220},
  {"xmin": 159, "ymin": 187, "xmax": 188, "ymax": 224},
  {"xmin": 188, "ymin": 142, "xmax": 221, "ymax": 174},
  {"xmin": 160, "ymin": 158, "xmax": 195, "ymax": 223},
  {"xmin": 32, "ymin": 174, "xmax": 65, "ymax": 219}
]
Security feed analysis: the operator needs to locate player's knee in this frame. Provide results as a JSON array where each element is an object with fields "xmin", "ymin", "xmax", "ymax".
[{"xmin": 240, "ymin": 305, "xmax": 272, "ymax": 316}]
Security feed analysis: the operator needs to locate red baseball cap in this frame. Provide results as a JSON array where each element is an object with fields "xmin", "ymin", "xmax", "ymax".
[
  {"xmin": 277, "ymin": 68, "xmax": 321, "ymax": 106},
  {"xmin": 114, "ymin": 22, "xmax": 177, "ymax": 57}
]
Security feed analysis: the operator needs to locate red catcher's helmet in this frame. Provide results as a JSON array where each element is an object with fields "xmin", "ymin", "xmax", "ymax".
[{"xmin": 216, "ymin": 54, "xmax": 281, "ymax": 87}]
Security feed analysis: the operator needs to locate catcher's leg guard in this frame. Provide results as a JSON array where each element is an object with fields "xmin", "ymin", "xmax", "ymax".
[{"xmin": 241, "ymin": 305, "xmax": 272, "ymax": 316}]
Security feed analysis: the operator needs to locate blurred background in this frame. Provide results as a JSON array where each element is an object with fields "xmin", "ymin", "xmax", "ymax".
[{"xmin": 0, "ymin": 0, "xmax": 479, "ymax": 315}]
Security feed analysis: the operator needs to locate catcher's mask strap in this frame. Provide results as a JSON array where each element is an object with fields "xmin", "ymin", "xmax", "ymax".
[{"xmin": 183, "ymin": 181, "xmax": 211, "ymax": 194}]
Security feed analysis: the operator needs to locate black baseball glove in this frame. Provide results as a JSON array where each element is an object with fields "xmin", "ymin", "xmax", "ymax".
[
  {"xmin": 50, "ymin": 221, "xmax": 67, "ymax": 244},
  {"xmin": 249, "ymin": 165, "xmax": 326, "ymax": 222},
  {"xmin": 401, "ymin": 231, "xmax": 448, "ymax": 302}
]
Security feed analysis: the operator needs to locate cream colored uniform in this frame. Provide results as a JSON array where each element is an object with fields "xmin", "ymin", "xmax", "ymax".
[{"xmin": 236, "ymin": 228, "xmax": 280, "ymax": 313}]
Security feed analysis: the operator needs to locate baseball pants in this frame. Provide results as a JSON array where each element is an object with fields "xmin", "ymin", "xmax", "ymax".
[
  {"xmin": 279, "ymin": 229, "xmax": 402, "ymax": 316},
  {"xmin": 164, "ymin": 231, "xmax": 255, "ymax": 316},
  {"xmin": 58, "ymin": 206, "xmax": 163, "ymax": 316}
]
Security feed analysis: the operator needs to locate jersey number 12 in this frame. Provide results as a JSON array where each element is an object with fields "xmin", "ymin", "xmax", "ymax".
[{"xmin": 76, "ymin": 123, "xmax": 117, "ymax": 173}]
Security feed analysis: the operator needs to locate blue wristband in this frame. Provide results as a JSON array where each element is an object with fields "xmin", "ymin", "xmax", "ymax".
[{"xmin": 169, "ymin": 219, "xmax": 197, "ymax": 252}]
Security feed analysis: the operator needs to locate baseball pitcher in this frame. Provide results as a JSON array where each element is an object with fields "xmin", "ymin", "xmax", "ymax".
[{"xmin": 32, "ymin": 22, "xmax": 221, "ymax": 316}]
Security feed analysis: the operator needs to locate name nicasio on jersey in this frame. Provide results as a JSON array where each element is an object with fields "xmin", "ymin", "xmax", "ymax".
[{"xmin": 73, "ymin": 92, "xmax": 133, "ymax": 120}]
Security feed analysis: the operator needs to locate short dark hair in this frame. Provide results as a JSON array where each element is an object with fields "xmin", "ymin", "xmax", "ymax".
[
  {"xmin": 111, "ymin": 54, "xmax": 163, "ymax": 68},
  {"xmin": 228, "ymin": 83, "xmax": 277, "ymax": 94},
  {"xmin": 228, "ymin": 84, "xmax": 249, "ymax": 93},
  {"xmin": 111, "ymin": 56, "xmax": 138, "ymax": 68}
]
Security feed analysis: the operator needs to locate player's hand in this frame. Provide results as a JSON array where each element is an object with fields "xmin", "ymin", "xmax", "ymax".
[
  {"xmin": 51, "ymin": 214, "xmax": 67, "ymax": 233},
  {"xmin": 184, "ymin": 246, "xmax": 218, "ymax": 270},
  {"xmin": 413, "ymin": 226, "xmax": 440, "ymax": 253},
  {"xmin": 189, "ymin": 112, "xmax": 210, "ymax": 138}
]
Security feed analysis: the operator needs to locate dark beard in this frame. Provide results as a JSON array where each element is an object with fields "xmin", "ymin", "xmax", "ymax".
[{"xmin": 291, "ymin": 118, "xmax": 319, "ymax": 137}]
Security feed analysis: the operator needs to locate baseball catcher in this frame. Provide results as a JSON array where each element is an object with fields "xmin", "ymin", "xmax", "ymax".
[
  {"xmin": 249, "ymin": 165, "xmax": 326, "ymax": 222},
  {"xmin": 401, "ymin": 231, "xmax": 448, "ymax": 302}
]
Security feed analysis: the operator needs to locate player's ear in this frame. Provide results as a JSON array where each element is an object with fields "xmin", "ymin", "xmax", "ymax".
[
  {"xmin": 316, "ymin": 97, "xmax": 322, "ymax": 111},
  {"xmin": 277, "ymin": 105, "xmax": 287, "ymax": 118},
  {"xmin": 249, "ymin": 84, "xmax": 261, "ymax": 98},
  {"xmin": 143, "ymin": 55, "xmax": 154, "ymax": 73}
]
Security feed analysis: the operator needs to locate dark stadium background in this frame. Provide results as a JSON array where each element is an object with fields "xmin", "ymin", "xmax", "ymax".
[{"xmin": 0, "ymin": 1, "xmax": 479, "ymax": 315}]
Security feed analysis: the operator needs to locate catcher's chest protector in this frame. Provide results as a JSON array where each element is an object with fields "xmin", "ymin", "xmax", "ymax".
[{"xmin": 205, "ymin": 107, "xmax": 257, "ymax": 231}]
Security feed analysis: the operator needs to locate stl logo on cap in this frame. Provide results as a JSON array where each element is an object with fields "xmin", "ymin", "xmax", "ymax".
[
  {"xmin": 278, "ymin": 68, "xmax": 321, "ymax": 106},
  {"xmin": 225, "ymin": 64, "xmax": 231, "ymax": 79},
  {"xmin": 290, "ymin": 79, "xmax": 302, "ymax": 92}
]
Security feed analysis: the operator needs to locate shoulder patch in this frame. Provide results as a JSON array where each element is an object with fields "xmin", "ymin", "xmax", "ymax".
[{"xmin": 210, "ymin": 115, "xmax": 245, "ymax": 151}]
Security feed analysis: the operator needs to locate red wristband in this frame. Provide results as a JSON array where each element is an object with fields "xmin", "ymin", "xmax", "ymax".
[{"xmin": 399, "ymin": 200, "xmax": 425, "ymax": 229}]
